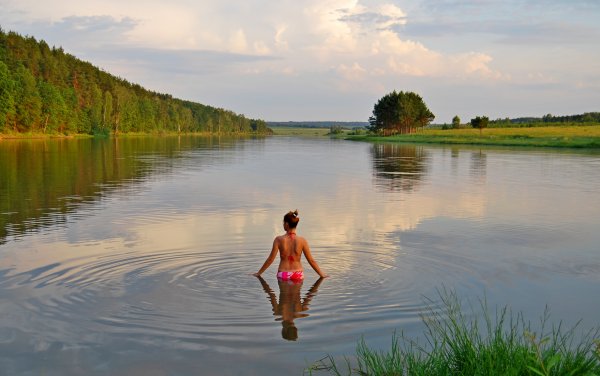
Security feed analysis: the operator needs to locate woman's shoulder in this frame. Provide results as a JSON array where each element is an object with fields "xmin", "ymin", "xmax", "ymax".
[{"xmin": 296, "ymin": 235, "xmax": 308, "ymax": 243}]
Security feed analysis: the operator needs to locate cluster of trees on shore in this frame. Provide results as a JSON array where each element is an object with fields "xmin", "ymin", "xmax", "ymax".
[
  {"xmin": 470, "ymin": 116, "xmax": 489, "ymax": 135},
  {"xmin": 0, "ymin": 28, "xmax": 269, "ymax": 135},
  {"xmin": 449, "ymin": 115, "xmax": 490, "ymax": 133},
  {"xmin": 369, "ymin": 91, "xmax": 435, "ymax": 135}
]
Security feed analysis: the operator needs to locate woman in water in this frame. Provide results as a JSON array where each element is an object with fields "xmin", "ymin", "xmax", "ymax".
[
  {"xmin": 254, "ymin": 210, "xmax": 327, "ymax": 280},
  {"xmin": 255, "ymin": 275, "xmax": 325, "ymax": 341}
]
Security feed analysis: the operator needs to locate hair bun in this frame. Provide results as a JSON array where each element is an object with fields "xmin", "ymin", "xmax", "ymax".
[{"xmin": 284, "ymin": 210, "xmax": 300, "ymax": 227}]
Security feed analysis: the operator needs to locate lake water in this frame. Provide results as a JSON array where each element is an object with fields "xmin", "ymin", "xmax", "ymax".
[{"xmin": 1, "ymin": 136, "xmax": 599, "ymax": 375}]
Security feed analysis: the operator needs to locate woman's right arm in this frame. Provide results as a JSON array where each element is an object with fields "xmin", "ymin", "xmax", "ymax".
[{"xmin": 302, "ymin": 241, "xmax": 328, "ymax": 278}]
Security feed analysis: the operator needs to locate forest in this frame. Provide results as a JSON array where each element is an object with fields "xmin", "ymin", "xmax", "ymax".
[{"xmin": 0, "ymin": 28, "xmax": 270, "ymax": 136}]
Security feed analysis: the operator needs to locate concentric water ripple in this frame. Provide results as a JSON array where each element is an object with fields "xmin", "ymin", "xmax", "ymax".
[
  {"xmin": 0, "ymin": 236, "xmax": 462, "ymax": 351},
  {"xmin": 1, "ymin": 247, "xmax": 276, "ymax": 348}
]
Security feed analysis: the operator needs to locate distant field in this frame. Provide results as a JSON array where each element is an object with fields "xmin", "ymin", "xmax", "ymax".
[
  {"xmin": 426, "ymin": 125, "xmax": 600, "ymax": 137},
  {"xmin": 346, "ymin": 125, "xmax": 600, "ymax": 148},
  {"xmin": 270, "ymin": 126, "xmax": 331, "ymax": 136}
]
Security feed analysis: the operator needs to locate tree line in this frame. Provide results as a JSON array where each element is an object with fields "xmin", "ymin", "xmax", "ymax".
[
  {"xmin": 505, "ymin": 112, "xmax": 600, "ymax": 125},
  {"xmin": 0, "ymin": 28, "xmax": 270, "ymax": 135},
  {"xmin": 443, "ymin": 112, "xmax": 599, "ymax": 131}
]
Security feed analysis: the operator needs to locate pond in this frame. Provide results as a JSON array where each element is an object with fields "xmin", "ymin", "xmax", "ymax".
[{"xmin": 1, "ymin": 136, "xmax": 599, "ymax": 375}]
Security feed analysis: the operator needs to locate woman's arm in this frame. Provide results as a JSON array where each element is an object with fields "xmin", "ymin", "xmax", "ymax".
[
  {"xmin": 301, "ymin": 277, "xmax": 325, "ymax": 310},
  {"xmin": 253, "ymin": 238, "xmax": 279, "ymax": 276},
  {"xmin": 255, "ymin": 275, "xmax": 279, "ymax": 313},
  {"xmin": 302, "ymin": 241, "xmax": 328, "ymax": 278}
]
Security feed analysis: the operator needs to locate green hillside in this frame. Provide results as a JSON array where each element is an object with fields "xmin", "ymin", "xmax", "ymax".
[{"xmin": 0, "ymin": 28, "xmax": 269, "ymax": 136}]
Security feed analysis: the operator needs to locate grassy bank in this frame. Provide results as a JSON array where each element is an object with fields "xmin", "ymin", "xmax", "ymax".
[
  {"xmin": 308, "ymin": 291, "xmax": 600, "ymax": 375},
  {"xmin": 0, "ymin": 130, "xmax": 266, "ymax": 140},
  {"xmin": 270, "ymin": 126, "xmax": 331, "ymax": 136},
  {"xmin": 346, "ymin": 125, "xmax": 600, "ymax": 149},
  {"xmin": 0, "ymin": 132, "xmax": 92, "ymax": 140}
]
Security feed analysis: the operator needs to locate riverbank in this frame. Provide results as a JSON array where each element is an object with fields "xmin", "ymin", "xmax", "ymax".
[
  {"xmin": 0, "ymin": 130, "xmax": 268, "ymax": 140},
  {"xmin": 0, "ymin": 132, "xmax": 87, "ymax": 140},
  {"xmin": 309, "ymin": 291, "xmax": 600, "ymax": 375},
  {"xmin": 270, "ymin": 126, "xmax": 330, "ymax": 136},
  {"xmin": 345, "ymin": 125, "xmax": 600, "ymax": 149},
  {"xmin": 6, "ymin": 125, "xmax": 600, "ymax": 148}
]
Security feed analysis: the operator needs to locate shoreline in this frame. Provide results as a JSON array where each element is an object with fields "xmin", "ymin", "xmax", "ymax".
[
  {"xmin": 309, "ymin": 290, "xmax": 600, "ymax": 375},
  {"xmin": 343, "ymin": 125, "xmax": 600, "ymax": 149},
  {"xmin": 0, "ymin": 131, "xmax": 269, "ymax": 140},
  {"xmin": 4, "ymin": 126, "xmax": 600, "ymax": 149}
]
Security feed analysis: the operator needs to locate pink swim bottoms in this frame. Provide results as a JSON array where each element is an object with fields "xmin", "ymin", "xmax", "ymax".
[{"xmin": 277, "ymin": 271, "xmax": 304, "ymax": 281}]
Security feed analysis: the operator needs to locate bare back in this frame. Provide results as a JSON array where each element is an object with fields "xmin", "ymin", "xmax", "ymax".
[
  {"xmin": 276, "ymin": 233, "xmax": 306, "ymax": 272},
  {"xmin": 254, "ymin": 228, "xmax": 327, "ymax": 278}
]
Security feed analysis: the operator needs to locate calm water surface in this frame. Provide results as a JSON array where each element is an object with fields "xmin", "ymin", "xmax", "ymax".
[{"xmin": 1, "ymin": 136, "xmax": 599, "ymax": 375}]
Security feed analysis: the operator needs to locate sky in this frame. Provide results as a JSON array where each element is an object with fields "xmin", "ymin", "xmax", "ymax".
[{"xmin": 1, "ymin": 0, "xmax": 599, "ymax": 122}]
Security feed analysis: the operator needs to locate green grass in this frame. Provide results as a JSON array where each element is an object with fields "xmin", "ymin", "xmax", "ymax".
[
  {"xmin": 307, "ymin": 290, "xmax": 600, "ymax": 375},
  {"xmin": 0, "ymin": 131, "xmax": 92, "ymax": 139},
  {"xmin": 0, "ymin": 129, "xmax": 265, "ymax": 140},
  {"xmin": 346, "ymin": 125, "xmax": 600, "ymax": 149},
  {"xmin": 270, "ymin": 126, "xmax": 332, "ymax": 137}
]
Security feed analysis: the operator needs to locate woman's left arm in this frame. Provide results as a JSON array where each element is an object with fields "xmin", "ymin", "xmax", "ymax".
[{"xmin": 254, "ymin": 238, "xmax": 279, "ymax": 276}]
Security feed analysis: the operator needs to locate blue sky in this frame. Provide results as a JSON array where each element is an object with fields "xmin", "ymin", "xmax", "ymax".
[{"xmin": 1, "ymin": 0, "xmax": 599, "ymax": 122}]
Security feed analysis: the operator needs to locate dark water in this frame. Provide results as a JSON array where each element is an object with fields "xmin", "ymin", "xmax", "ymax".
[{"xmin": 0, "ymin": 136, "xmax": 599, "ymax": 375}]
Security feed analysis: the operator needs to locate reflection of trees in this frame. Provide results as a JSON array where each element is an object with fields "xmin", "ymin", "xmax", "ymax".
[
  {"xmin": 451, "ymin": 147, "xmax": 460, "ymax": 176},
  {"xmin": 469, "ymin": 149, "xmax": 487, "ymax": 181},
  {"xmin": 451, "ymin": 148, "xmax": 460, "ymax": 159},
  {"xmin": 0, "ymin": 136, "xmax": 246, "ymax": 243},
  {"xmin": 371, "ymin": 144, "xmax": 429, "ymax": 192}
]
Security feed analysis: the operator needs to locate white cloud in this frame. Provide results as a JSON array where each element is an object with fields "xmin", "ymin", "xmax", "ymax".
[
  {"xmin": 302, "ymin": 0, "xmax": 363, "ymax": 54},
  {"xmin": 269, "ymin": 2, "xmax": 503, "ymax": 82},
  {"xmin": 1, "ymin": 0, "xmax": 503, "ymax": 80},
  {"xmin": 375, "ymin": 3, "xmax": 407, "ymax": 28},
  {"xmin": 274, "ymin": 25, "xmax": 289, "ymax": 51},
  {"xmin": 337, "ymin": 62, "xmax": 367, "ymax": 81},
  {"xmin": 253, "ymin": 40, "xmax": 271, "ymax": 55},
  {"xmin": 229, "ymin": 29, "xmax": 248, "ymax": 53},
  {"xmin": 454, "ymin": 52, "xmax": 505, "ymax": 79},
  {"xmin": 126, "ymin": 7, "xmax": 200, "ymax": 49}
]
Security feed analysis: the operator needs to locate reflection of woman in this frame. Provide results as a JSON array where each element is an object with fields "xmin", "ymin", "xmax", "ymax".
[
  {"xmin": 256, "ymin": 275, "xmax": 325, "ymax": 341},
  {"xmin": 253, "ymin": 210, "xmax": 327, "ymax": 280}
]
